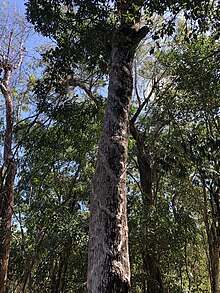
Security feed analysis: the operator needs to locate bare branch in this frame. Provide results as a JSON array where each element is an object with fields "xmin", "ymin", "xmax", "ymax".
[
  {"xmin": 14, "ymin": 41, "xmax": 23, "ymax": 69},
  {"xmin": 6, "ymin": 29, "xmax": 14, "ymax": 64}
]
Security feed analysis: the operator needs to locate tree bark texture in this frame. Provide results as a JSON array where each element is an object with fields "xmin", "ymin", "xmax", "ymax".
[
  {"xmin": 0, "ymin": 65, "xmax": 17, "ymax": 293},
  {"xmin": 130, "ymin": 125, "xmax": 163, "ymax": 293},
  {"xmin": 88, "ymin": 25, "xmax": 147, "ymax": 293}
]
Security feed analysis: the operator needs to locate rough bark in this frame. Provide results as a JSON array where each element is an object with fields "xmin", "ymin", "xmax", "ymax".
[
  {"xmin": 87, "ymin": 24, "xmax": 147, "ymax": 292},
  {"xmin": 130, "ymin": 125, "xmax": 163, "ymax": 293},
  {"xmin": 0, "ymin": 65, "xmax": 17, "ymax": 293}
]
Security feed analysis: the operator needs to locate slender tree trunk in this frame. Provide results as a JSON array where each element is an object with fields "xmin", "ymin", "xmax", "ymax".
[
  {"xmin": 87, "ymin": 23, "xmax": 147, "ymax": 292},
  {"xmin": 205, "ymin": 225, "xmax": 220, "ymax": 293},
  {"xmin": 210, "ymin": 239, "xmax": 220, "ymax": 293},
  {"xmin": 130, "ymin": 125, "xmax": 163, "ymax": 293},
  {"xmin": 22, "ymin": 226, "xmax": 46, "ymax": 293},
  {"xmin": 201, "ymin": 179, "xmax": 220, "ymax": 293},
  {"xmin": 50, "ymin": 257, "xmax": 64, "ymax": 293},
  {"xmin": 142, "ymin": 252, "xmax": 163, "ymax": 293},
  {"xmin": 50, "ymin": 261, "xmax": 58, "ymax": 293},
  {"xmin": 60, "ymin": 259, "xmax": 68, "ymax": 293},
  {"xmin": 184, "ymin": 241, "xmax": 191, "ymax": 292},
  {"xmin": 0, "ymin": 65, "xmax": 17, "ymax": 293},
  {"xmin": 0, "ymin": 164, "xmax": 16, "ymax": 293}
]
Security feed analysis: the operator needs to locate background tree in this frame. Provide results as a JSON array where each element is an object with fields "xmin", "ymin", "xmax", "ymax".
[
  {"xmin": 158, "ymin": 35, "xmax": 220, "ymax": 292},
  {"xmin": 8, "ymin": 60, "xmax": 104, "ymax": 292},
  {"xmin": 126, "ymin": 28, "xmax": 219, "ymax": 292},
  {"xmin": 0, "ymin": 4, "xmax": 32, "ymax": 292}
]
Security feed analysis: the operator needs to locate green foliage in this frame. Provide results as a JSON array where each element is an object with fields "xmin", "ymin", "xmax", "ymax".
[
  {"xmin": 25, "ymin": 0, "xmax": 219, "ymax": 82},
  {"xmin": 8, "ymin": 69, "xmax": 104, "ymax": 290},
  {"xmin": 26, "ymin": 0, "xmax": 114, "ymax": 75},
  {"xmin": 5, "ymin": 1, "xmax": 220, "ymax": 291},
  {"xmin": 127, "ymin": 31, "xmax": 218, "ymax": 292}
]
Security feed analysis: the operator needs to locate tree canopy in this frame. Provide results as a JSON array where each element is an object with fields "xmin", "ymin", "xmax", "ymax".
[{"xmin": 0, "ymin": 1, "xmax": 219, "ymax": 292}]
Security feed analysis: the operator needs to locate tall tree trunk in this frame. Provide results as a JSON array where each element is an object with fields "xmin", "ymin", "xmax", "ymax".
[
  {"xmin": 130, "ymin": 125, "xmax": 163, "ymax": 293},
  {"xmin": 0, "ymin": 65, "xmax": 17, "ymax": 293},
  {"xmin": 87, "ymin": 23, "xmax": 147, "ymax": 292}
]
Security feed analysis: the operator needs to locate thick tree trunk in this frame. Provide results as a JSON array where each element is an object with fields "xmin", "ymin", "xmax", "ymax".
[
  {"xmin": 87, "ymin": 25, "xmax": 147, "ymax": 292},
  {"xmin": 0, "ymin": 66, "xmax": 16, "ymax": 293},
  {"xmin": 130, "ymin": 125, "xmax": 163, "ymax": 293}
]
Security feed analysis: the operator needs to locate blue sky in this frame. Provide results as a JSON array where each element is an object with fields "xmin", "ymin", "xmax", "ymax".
[
  {"xmin": 7, "ymin": 0, "xmax": 25, "ymax": 12},
  {"xmin": 4, "ymin": 0, "xmax": 50, "ymax": 56},
  {"xmin": 1, "ymin": 0, "xmax": 49, "ymax": 94}
]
